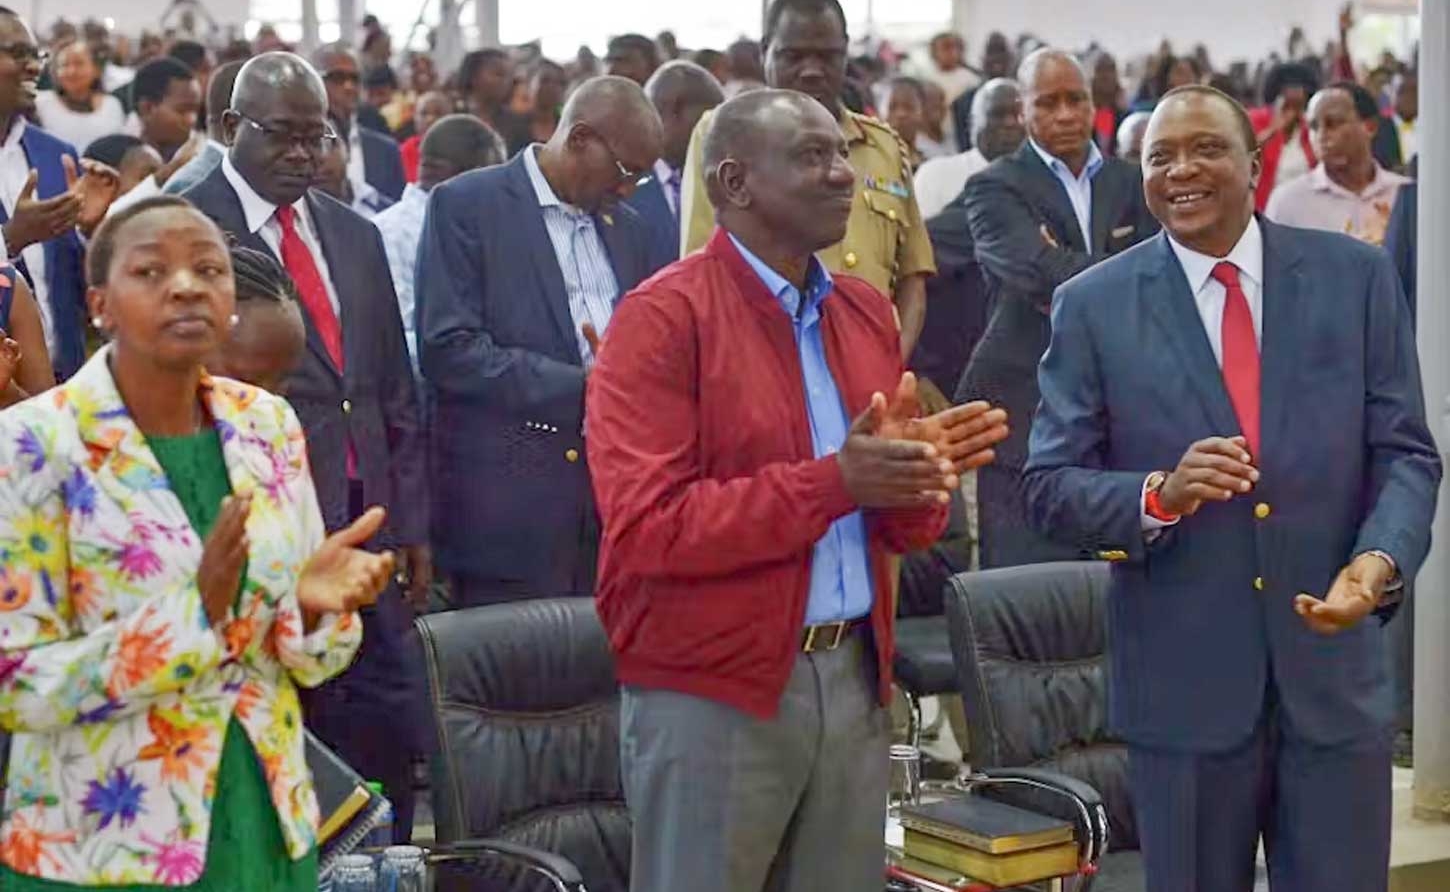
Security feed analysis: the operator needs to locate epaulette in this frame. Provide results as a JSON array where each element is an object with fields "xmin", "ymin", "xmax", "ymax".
[{"xmin": 853, "ymin": 111, "xmax": 914, "ymax": 173}]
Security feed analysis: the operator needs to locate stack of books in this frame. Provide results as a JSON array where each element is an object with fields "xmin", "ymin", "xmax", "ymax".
[{"xmin": 895, "ymin": 796, "xmax": 1079, "ymax": 889}]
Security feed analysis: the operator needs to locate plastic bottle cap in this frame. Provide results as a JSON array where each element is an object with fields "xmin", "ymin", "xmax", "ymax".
[
  {"xmin": 384, "ymin": 845, "xmax": 424, "ymax": 859},
  {"xmin": 366, "ymin": 781, "xmax": 385, "ymax": 796}
]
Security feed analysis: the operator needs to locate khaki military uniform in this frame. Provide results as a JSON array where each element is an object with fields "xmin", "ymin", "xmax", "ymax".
[{"xmin": 679, "ymin": 106, "xmax": 937, "ymax": 301}]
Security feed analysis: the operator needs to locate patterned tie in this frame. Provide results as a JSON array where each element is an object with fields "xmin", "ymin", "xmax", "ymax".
[
  {"xmin": 274, "ymin": 205, "xmax": 344, "ymax": 371},
  {"xmin": 1211, "ymin": 261, "xmax": 1260, "ymax": 458},
  {"xmin": 666, "ymin": 169, "xmax": 682, "ymax": 221}
]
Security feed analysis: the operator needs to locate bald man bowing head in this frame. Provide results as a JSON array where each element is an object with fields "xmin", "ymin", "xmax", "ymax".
[
  {"xmin": 588, "ymin": 89, "xmax": 1008, "ymax": 892},
  {"xmin": 414, "ymin": 75, "xmax": 670, "ymax": 605}
]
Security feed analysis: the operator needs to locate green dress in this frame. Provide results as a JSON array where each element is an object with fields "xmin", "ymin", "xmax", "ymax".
[{"xmin": 2, "ymin": 429, "xmax": 318, "ymax": 891}]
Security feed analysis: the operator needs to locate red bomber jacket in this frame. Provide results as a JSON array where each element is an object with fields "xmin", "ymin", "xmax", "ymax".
[{"xmin": 585, "ymin": 228, "xmax": 948, "ymax": 719}]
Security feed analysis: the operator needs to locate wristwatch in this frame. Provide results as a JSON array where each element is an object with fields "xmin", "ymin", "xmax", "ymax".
[{"xmin": 1144, "ymin": 470, "xmax": 1179, "ymax": 523}]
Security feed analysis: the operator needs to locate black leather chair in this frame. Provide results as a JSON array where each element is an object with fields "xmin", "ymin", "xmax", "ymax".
[
  {"xmin": 945, "ymin": 562, "xmax": 1271, "ymax": 892},
  {"xmin": 416, "ymin": 598, "xmax": 629, "ymax": 892}
]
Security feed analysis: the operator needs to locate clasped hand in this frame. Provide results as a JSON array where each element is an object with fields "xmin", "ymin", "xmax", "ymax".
[
  {"xmin": 838, "ymin": 372, "xmax": 1009, "ymax": 509},
  {"xmin": 197, "ymin": 495, "xmax": 395, "ymax": 631}
]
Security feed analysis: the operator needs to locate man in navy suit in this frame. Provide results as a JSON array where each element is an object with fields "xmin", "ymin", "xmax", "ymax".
[
  {"xmin": 180, "ymin": 51, "xmax": 429, "ymax": 843},
  {"xmin": 630, "ymin": 60, "xmax": 722, "ymax": 261},
  {"xmin": 0, "ymin": 6, "xmax": 119, "ymax": 380},
  {"xmin": 1024, "ymin": 85, "xmax": 1441, "ymax": 892},
  {"xmin": 313, "ymin": 43, "xmax": 405, "ymax": 202},
  {"xmin": 416, "ymin": 76, "xmax": 669, "ymax": 604}
]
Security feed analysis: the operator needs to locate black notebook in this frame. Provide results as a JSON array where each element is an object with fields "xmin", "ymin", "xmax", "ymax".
[
  {"xmin": 900, "ymin": 796, "xmax": 1074, "ymax": 855},
  {"xmin": 305, "ymin": 730, "xmax": 391, "ymax": 872}
]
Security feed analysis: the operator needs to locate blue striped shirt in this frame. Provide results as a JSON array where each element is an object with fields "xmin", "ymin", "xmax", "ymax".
[
  {"xmin": 729, "ymin": 235, "xmax": 874, "ymax": 624},
  {"xmin": 522, "ymin": 145, "xmax": 619, "ymax": 366}
]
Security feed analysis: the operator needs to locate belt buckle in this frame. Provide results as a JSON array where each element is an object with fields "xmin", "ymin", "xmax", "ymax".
[
  {"xmin": 802, "ymin": 624, "xmax": 820, "ymax": 654},
  {"xmin": 828, "ymin": 621, "xmax": 847, "ymax": 650}
]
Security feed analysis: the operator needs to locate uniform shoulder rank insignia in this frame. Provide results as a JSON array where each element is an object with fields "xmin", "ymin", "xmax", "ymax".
[{"xmin": 864, "ymin": 175, "xmax": 911, "ymax": 199}]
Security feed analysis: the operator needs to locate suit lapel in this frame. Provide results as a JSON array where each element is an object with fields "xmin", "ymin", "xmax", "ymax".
[
  {"xmin": 507, "ymin": 156, "xmax": 583, "ymax": 363},
  {"xmin": 1142, "ymin": 233, "xmax": 1241, "ymax": 436},
  {"xmin": 1016, "ymin": 144, "xmax": 1088, "ymax": 252},
  {"xmin": 1257, "ymin": 220, "xmax": 1302, "ymax": 470},
  {"xmin": 1089, "ymin": 164, "xmax": 1117, "ymax": 254}
]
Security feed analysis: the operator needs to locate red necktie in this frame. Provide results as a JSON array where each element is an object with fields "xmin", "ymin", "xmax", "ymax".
[
  {"xmin": 274, "ymin": 205, "xmax": 343, "ymax": 371},
  {"xmin": 1211, "ymin": 261, "xmax": 1260, "ymax": 458}
]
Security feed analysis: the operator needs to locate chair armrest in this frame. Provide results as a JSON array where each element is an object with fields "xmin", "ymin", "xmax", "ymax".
[
  {"xmin": 428, "ymin": 838, "xmax": 586, "ymax": 891},
  {"xmin": 965, "ymin": 767, "xmax": 1111, "ymax": 868}
]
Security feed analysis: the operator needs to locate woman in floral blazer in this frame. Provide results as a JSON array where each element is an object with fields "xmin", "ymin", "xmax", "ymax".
[{"xmin": 0, "ymin": 196, "xmax": 394, "ymax": 888}]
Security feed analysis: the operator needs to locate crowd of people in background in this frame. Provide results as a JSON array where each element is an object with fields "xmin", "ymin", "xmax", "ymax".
[{"xmin": 0, "ymin": 0, "xmax": 1427, "ymax": 883}]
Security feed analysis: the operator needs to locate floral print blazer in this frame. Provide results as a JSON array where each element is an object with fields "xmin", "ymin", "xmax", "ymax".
[{"xmin": 0, "ymin": 348, "xmax": 362, "ymax": 885}]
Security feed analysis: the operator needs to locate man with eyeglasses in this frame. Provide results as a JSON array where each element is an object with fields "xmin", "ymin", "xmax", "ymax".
[
  {"xmin": 312, "ymin": 43, "xmax": 405, "ymax": 203},
  {"xmin": 415, "ymin": 75, "xmax": 671, "ymax": 607},
  {"xmin": 179, "ymin": 51, "xmax": 430, "ymax": 846},
  {"xmin": 0, "ymin": 5, "xmax": 120, "ymax": 380}
]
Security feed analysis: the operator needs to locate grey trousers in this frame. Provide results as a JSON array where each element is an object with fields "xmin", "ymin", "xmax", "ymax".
[{"xmin": 620, "ymin": 632, "xmax": 891, "ymax": 892}]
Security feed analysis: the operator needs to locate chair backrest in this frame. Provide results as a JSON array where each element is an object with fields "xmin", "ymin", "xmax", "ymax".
[
  {"xmin": 945, "ymin": 561, "xmax": 1138, "ymax": 850},
  {"xmin": 415, "ymin": 598, "xmax": 629, "ymax": 891}
]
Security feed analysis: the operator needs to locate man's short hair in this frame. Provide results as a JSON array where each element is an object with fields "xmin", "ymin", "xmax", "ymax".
[
  {"xmin": 1262, "ymin": 61, "xmax": 1319, "ymax": 105},
  {"xmin": 133, "ymin": 57, "xmax": 195, "ymax": 107},
  {"xmin": 1322, "ymin": 80, "xmax": 1380, "ymax": 121},
  {"xmin": 763, "ymin": 0, "xmax": 848, "ymax": 47},
  {"xmin": 168, "ymin": 40, "xmax": 208, "ymax": 72},
  {"xmin": 208, "ymin": 60, "xmax": 244, "ymax": 121},
  {"xmin": 607, "ymin": 33, "xmax": 659, "ymax": 66},
  {"xmin": 1159, "ymin": 84, "xmax": 1259, "ymax": 154}
]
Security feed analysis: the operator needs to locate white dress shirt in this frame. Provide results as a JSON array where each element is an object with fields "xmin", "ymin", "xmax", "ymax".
[
  {"xmin": 0, "ymin": 119, "xmax": 53, "ymax": 356},
  {"xmin": 346, "ymin": 116, "xmax": 369, "ymax": 202},
  {"xmin": 1029, "ymin": 138, "xmax": 1104, "ymax": 250},
  {"xmin": 652, "ymin": 159, "xmax": 680, "ymax": 219},
  {"xmin": 221, "ymin": 155, "xmax": 343, "ymax": 317},
  {"xmin": 912, "ymin": 147, "xmax": 988, "ymax": 220},
  {"xmin": 372, "ymin": 182, "xmax": 430, "ymax": 373},
  {"xmin": 1142, "ymin": 217, "xmax": 1265, "ymax": 531}
]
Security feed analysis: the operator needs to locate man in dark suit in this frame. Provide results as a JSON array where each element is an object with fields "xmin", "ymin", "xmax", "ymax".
[
  {"xmin": 416, "ymin": 76, "xmax": 669, "ymax": 604},
  {"xmin": 630, "ymin": 60, "xmax": 722, "ymax": 262},
  {"xmin": 1384, "ymin": 155, "xmax": 1417, "ymax": 327},
  {"xmin": 312, "ymin": 43, "xmax": 405, "ymax": 201},
  {"xmin": 959, "ymin": 48, "xmax": 1156, "ymax": 569},
  {"xmin": 0, "ymin": 7, "xmax": 119, "ymax": 380},
  {"xmin": 1025, "ymin": 85, "xmax": 1440, "ymax": 892},
  {"xmin": 180, "ymin": 51, "xmax": 430, "ymax": 843}
]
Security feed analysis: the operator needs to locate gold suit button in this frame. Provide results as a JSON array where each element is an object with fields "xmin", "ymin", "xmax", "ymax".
[
  {"xmin": 1254, "ymin": 577, "xmax": 1265, "ymax": 591},
  {"xmin": 1254, "ymin": 503, "xmax": 1271, "ymax": 520},
  {"xmin": 887, "ymin": 208, "xmax": 898, "ymax": 221},
  {"xmin": 565, "ymin": 448, "xmax": 580, "ymax": 463},
  {"xmin": 844, "ymin": 251, "xmax": 858, "ymax": 268},
  {"xmin": 341, "ymin": 399, "xmax": 352, "ymax": 414}
]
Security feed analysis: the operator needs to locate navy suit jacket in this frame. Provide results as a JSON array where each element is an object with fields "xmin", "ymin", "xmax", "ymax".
[
  {"xmin": 180, "ymin": 166, "xmax": 427, "ymax": 548},
  {"xmin": 415, "ymin": 152, "xmax": 667, "ymax": 593},
  {"xmin": 0, "ymin": 126, "xmax": 86, "ymax": 379},
  {"xmin": 1023, "ymin": 221, "xmax": 1441, "ymax": 752},
  {"xmin": 1384, "ymin": 172, "xmax": 1417, "ymax": 329},
  {"xmin": 359, "ymin": 127, "xmax": 406, "ymax": 202},
  {"xmin": 624, "ymin": 175, "xmax": 679, "ymax": 264}
]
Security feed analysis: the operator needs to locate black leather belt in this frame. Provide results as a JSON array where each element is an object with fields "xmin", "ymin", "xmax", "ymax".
[{"xmin": 800, "ymin": 618, "xmax": 868, "ymax": 654}]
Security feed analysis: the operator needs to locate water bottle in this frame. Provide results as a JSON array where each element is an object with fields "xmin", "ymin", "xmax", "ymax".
[
  {"xmin": 364, "ymin": 781, "xmax": 394, "ymax": 849},
  {"xmin": 332, "ymin": 854, "xmax": 377, "ymax": 892},
  {"xmin": 378, "ymin": 845, "xmax": 427, "ymax": 892},
  {"xmin": 885, "ymin": 743, "xmax": 921, "ymax": 849}
]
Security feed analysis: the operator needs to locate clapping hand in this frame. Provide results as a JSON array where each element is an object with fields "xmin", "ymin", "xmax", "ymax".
[
  {"xmin": 2, "ymin": 169, "xmax": 80, "ymax": 252},
  {"xmin": 297, "ymin": 507, "xmax": 395, "ymax": 624},
  {"xmin": 878, "ymin": 372, "xmax": 1010, "ymax": 475},
  {"xmin": 1294, "ymin": 553, "xmax": 1394, "ymax": 635},
  {"xmin": 1158, "ymin": 436, "xmax": 1258, "ymax": 517},
  {"xmin": 64, "ymin": 155, "xmax": 121, "ymax": 237}
]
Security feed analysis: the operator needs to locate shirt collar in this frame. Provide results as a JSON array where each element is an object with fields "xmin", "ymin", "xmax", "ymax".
[
  {"xmin": 1166, "ymin": 216, "xmax": 1264, "ymax": 295},
  {"xmin": 401, "ymin": 182, "xmax": 430, "ymax": 204},
  {"xmin": 728, "ymin": 233, "xmax": 834, "ymax": 319},
  {"xmin": 1029, "ymin": 137, "xmax": 1103, "ymax": 182},
  {"xmin": 1309, "ymin": 162, "xmax": 1406, "ymax": 199},
  {"xmin": 0, "ymin": 117, "xmax": 26, "ymax": 153},
  {"xmin": 523, "ymin": 143, "xmax": 584, "ymax": 214},
  {"xmin": 652, "ymin": 158, "xmax": 676, "ymax": 187},
  {"xmin": 220, "ymin": 153, "xmax": 307, "ymax": 236}
]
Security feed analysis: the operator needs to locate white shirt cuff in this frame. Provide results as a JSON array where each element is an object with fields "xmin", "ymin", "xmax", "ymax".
[{"xmin": 1141, "ymin": 474, "xmax": 1180, "ymax": 535}]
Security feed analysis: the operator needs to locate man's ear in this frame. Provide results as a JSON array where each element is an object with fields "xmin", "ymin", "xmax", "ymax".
[{"xmin": 713, "ymin": 157, "xmax": 751, "ymax": 210}]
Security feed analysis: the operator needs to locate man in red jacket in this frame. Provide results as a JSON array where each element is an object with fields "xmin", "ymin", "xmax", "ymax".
[{"xmin": 587, "ymin": 89, "xmax": 1010, "ymax": 892}]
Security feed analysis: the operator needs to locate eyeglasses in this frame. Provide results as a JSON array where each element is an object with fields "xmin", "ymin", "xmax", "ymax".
[
  {"xmin": 595, "ymin": 134, "xmax": 651, "ymax": 188},
  {"xmin": 0, "ymin": 43, "xmax": 47, "ymax": 67},
  {"xmin": 236, "ymin": 113, "xmax": 340, "ymax": 154},
  {"xmin": 323, "ymin": 70, "xmax": 360, "ymax": 86}
]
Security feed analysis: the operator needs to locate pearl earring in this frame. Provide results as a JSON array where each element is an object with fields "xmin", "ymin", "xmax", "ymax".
[
  {"xmin": 91, "ymin": 316, "xmax": 103, "ymax": 329},
  {"xmin": 228, "ymin": 314, "xmax": 240, "ymax": 328}
]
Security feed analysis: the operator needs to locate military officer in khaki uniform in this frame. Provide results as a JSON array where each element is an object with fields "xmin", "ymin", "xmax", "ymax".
[{"xmin": 678, "ymin": 0, "xmax": 936, "ymax": 359}]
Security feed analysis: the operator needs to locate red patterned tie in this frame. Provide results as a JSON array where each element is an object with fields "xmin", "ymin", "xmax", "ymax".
[
  {"xmin": 274, "ymin": 205, "xmax": 344, "ymax": 371},
  {"xmin": 1210, "ymin": 261, "xmax": 1260, "ymax": 458}
]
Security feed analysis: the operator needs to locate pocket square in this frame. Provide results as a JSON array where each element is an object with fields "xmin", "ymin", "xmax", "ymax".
[{"xmin": 1111, "ymin": 225, "xmax": 1135, "ymax": 239}]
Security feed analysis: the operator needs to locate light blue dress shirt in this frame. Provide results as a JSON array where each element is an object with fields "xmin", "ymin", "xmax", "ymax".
[
  {"xmin": 1029, "ymin": 138, "xmax": 1105, "ymax": 251},
  {"xmin": 523, "ymin": 144, "xmax": 619, "ymax": 367},
  {"xmin": 729, "ymin": 234, "xmax": 875, "ymax": 624}
]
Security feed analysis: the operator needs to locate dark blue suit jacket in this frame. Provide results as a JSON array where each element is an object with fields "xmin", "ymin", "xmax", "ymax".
[
  {"xmin": 624, "ymin": 174, "xmax": 679, "ymax": 263},
  {"xmin": 415, "ymin": 152, "xmax": 668, "ymax": 594},
  {"xmin": 1024, "ymin": 221, "xmax": 1441, "ymax": 752},
  {"xmin": 359, "ymin": 127, "xmax": 406, "ymax": 202},
  {"xmin": 0, "ymin": 126, "xmax": 86, "ymax": 378},
  {"xmin": 180, "ymin": 167, "xmax": 427, "ymax": 548}
]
